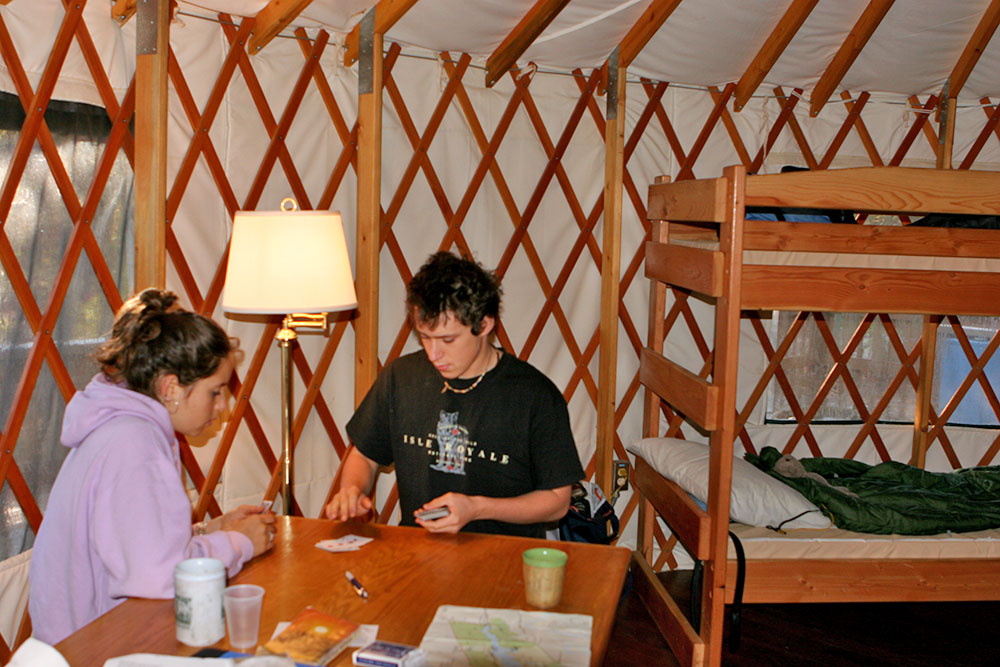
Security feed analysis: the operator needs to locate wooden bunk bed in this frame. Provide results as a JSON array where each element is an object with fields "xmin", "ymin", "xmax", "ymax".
[{"xmin": 631, "ymin": 165, "xmax": 1000, "ymax": 667}]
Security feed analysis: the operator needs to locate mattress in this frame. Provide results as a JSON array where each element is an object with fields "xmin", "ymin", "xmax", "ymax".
[{"xmin": 728, "ymin": 523, "xmax": 1000, "ymax": 560}]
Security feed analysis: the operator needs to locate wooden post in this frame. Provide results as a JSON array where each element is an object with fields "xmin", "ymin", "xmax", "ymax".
[
  {"xmin": 912, "ymin": 316, "xmax": 940, "ymax": 467},
  {"xmin": 354, "ymin": 8, "xmax": 382, "ymax": 406},
  {"xmin": 134, "ymin": 0, "xmax": 169, "ymax": 290},
  {"xmin": 917, "ymin": 83, "xmax": 953, "ymax": 467},
  {"xmin": 596, "ymin": 49, "xmax": 626, "ymax": 499}
]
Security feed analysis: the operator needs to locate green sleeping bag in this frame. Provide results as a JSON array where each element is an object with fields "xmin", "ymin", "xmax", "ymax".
[{"xmin": 745, "ymin": 446, "xmax": 1000, "ymax": 534}]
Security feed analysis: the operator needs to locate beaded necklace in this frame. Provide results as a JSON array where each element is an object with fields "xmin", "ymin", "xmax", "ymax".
[{"xmin": 441, "ymin": 348, "xmax": 500, "ymax": 394}]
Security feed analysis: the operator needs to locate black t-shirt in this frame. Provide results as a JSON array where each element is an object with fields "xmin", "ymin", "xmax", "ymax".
[{"xmin": 347, "ymin": 348, "xmax": 584, "ymax": 537}]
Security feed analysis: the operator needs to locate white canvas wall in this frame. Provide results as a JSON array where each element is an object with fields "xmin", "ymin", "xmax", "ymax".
[{"xmin": 6, "ymin": 0, "xmax": 1000, "ymax": 635}]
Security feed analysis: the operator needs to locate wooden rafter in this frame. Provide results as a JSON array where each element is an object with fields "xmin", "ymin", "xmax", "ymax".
[
  {"xmin": 618, "ymin": 0, "xmax": 683, "ymax": 68},
  {"xmin": 733, "ymin": 0, "xmax": 818, "ymax": 111},
  {"xmin": 810, "ymin": 0, "xmax": 894, "ymax": 117},
  {"xmin": 248, "ymin": 0, "xmax": 314, "ymax": 55},
  {"xmin": 485, "ymin": 0, "xmax": 570, "ymax": 88},
  {"xmin": 947, "ymin": 0, "xmax": 1000, "ymax": 99},
  {"xmin": 112, "ymin": 0, "xmax": 136, "ymax": 24},
  {"xmin": 344, "ymin": 0, "xmax": 419, "ymax": 66},
  {"xmin": 112, "ymin": 0, "xmax": 177, "ymax": 26}
]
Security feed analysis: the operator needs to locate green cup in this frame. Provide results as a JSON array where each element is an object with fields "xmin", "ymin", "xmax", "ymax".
[{"xmin": 522, "ymin": 548, "xmax": 568, "ymax": 608}]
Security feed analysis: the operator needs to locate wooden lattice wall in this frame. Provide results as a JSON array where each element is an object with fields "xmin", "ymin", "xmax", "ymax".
[{"xmin": 6, "ymin": 3, "xmax": 1000, "ymax": 655}]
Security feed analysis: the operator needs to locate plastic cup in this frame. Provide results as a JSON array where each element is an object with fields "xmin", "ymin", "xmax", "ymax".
[
  {"xmin": 522, "ymin": 547, "xmax": 568, "ymax": 609},
  {"xmin": 174, "ymin": 557, "xmax": 226, "ymax": 646},
  {"xmin": 223, "ymin": 584, "xmax": 265, "ymax": 649}
]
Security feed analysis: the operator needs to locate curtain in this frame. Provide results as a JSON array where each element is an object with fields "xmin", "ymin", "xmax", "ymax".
[{"xmin": 0, "ymin": 91, "xmax": 132, "ymax": 560}]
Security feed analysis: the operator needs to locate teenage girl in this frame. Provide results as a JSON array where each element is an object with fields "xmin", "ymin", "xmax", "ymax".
[{"xmin": 29, "ymin": 288, "xmax": 275, "ymax": 644}]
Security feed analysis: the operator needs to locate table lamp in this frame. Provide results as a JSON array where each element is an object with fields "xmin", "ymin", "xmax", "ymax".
[{"xmin": 222, "ymin": 199, "xmax": 357, "ymax": 515}]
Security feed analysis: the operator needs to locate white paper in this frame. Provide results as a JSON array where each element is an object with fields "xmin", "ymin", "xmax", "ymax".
[
  {"xmin": 102, "ymin": 655, "xmax": 234, "ymax": 667},
  {"xmin": 351, "ymin": 624, "xmax": 379, "ymax": 647}
]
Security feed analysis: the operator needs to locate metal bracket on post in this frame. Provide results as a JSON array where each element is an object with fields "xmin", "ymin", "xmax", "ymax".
[
  {"xmin": 938, "ymin": 77, "xmax": 950, "ymax": 149},
  {"xmin": 606, "ymin": 47, "xmax": 619, "ymax": 120},
  {"xmin": 358, "ymin": 8, "xmax": 375, "ymax": 95},
  {"xmin": 136, "ymin": 0, "xmax": 159, "ymax": 55}
]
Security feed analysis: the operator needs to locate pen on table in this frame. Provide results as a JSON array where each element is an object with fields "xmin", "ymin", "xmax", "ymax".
[{"xmin": 345, "ymin": 570, "xmax": 369, "ymax": 600}]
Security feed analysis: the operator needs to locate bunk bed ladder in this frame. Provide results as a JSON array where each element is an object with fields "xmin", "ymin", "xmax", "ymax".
[
  {"xmin": 697, "ymin": 164, "xmax": 747, "ymax": 666},
  {"xmin": 632, "ymin": 166, "xmax": 749, "ymax": 666}
]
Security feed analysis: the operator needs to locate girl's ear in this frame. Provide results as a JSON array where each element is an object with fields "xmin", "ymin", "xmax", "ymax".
[{"xmin": 155, "ymin": 373, "xmax": 180, "ymax": 404}]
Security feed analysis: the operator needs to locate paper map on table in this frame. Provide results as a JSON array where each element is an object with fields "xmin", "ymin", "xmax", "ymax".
[{"xmin": 418, "ymin": 605, "xmax": 592, "ymax": 666}]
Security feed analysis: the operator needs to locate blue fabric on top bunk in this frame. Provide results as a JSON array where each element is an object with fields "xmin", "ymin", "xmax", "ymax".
[
  {"xmin": 746, "ymin": 446, "xmax": 1000, "ymax": 535},
  {"xmin": 745, "ymin": 210, "xmax": 840, "ymax": 223}
]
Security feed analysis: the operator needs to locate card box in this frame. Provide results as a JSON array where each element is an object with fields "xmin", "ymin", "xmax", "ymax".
[{"xmin": 352, "ymin": 640, "xmax": 427, "ymax": 667}]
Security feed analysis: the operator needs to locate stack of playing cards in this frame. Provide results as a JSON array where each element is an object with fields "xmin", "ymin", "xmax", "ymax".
[{"xmin": 315, "ymin": 534, "xmax": 374, "ymax": 553}]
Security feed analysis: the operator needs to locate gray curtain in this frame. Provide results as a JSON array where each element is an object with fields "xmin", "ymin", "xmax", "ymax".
[{"xmin": 0, "ymin": 92, "xmax": 132, "ymax": 560}]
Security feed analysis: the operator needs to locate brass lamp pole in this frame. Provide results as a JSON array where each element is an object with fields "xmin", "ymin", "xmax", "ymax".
[{"xmin": 276, "ymin": 313, "xmax": 327, "ymax": 513}]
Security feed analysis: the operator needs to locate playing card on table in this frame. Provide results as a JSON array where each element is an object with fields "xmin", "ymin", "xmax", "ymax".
[{"xmin": 315, "ymin": 534, "xmax": 374, "ymax": 552}]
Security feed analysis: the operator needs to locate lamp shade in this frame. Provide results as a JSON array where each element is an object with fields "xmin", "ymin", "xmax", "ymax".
[{"xmin": 222, "ymin": 208, "xmax": 358, "ymax": 314}]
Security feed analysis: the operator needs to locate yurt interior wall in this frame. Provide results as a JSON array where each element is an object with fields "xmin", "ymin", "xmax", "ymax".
[{"xmin": 4, "ymin": 0, "xmax": 1000, "ymax": 656}]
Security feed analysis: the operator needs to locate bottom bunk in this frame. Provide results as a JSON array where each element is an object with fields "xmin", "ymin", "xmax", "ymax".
[
  {"xmin": 725, "ymin": 523, "xmax": 1000, "ymax": 604},
  {"xmin": 626, "ymin": 440, "xmax": 1000, "ymax": 665}
]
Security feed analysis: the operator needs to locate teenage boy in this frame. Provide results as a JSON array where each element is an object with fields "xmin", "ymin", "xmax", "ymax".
[{"xmin": 324, "ymin": 251, "xmax": 584, "ymax": 537}]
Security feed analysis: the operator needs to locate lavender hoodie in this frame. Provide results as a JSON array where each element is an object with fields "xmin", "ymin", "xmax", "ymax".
[{"xmin": 28, "ymin": 374, "xmax": 254, "ymax": 645}]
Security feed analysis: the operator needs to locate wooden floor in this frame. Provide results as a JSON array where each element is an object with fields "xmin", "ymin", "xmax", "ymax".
[{"xmin": 603, "ymin": 571, "xmax": 999, "ymax": 666}]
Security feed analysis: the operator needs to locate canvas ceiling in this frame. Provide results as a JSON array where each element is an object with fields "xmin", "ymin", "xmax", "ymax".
[{"xmin": 185, "ymin": 0, "xmax": 1000, "ymax": 101}]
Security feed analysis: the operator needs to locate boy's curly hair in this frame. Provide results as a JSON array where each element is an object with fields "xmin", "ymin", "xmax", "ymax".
[{"xmin": 405, "ymin": 252, "xmax": 501, "ymax": 334}]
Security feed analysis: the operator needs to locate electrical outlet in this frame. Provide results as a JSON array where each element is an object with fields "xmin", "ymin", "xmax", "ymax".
[{"xmin": 613, "ymin": 459, "xmax": 629, "ymax": 491}]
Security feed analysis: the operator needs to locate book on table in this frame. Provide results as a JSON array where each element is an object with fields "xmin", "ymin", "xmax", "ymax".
[{"xmin": 261, "ymin": 606, "xmax": 360, "ymax": 665}]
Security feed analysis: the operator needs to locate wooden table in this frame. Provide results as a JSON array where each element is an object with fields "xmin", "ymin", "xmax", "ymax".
[{"xmin": 56, "ymin": 517, "xmax": 631, "ymax": 665}]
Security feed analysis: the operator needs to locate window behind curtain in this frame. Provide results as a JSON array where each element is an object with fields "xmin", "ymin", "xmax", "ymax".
[{"xmin": 0, "ymin": 91, "xmax": 133, "ymax": 560}]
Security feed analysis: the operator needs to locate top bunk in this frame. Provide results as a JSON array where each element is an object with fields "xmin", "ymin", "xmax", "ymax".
[{"xmin": 646, "ymin": 166, "xmax": 1000, "ymax": 316}]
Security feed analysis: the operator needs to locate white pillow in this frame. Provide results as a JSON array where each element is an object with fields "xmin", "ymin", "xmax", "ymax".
[{"xmin": 627, "ymin": 437, "xmax": 831, "ymax": 529}]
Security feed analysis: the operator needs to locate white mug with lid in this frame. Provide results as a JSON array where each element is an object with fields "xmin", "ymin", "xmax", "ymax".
[{"xmin": 173, "ymin": 557, "xmax": 226, "ymax": 646}]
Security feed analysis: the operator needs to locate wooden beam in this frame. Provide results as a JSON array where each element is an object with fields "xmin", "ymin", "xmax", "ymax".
[
  {"xmin": 248, "ymin": 0, "xmax": 314, "ymax": 55},
  {"xmin": 112, "ymin": 0, "xmax": 136, "ymax": 24},
  {"xmin": 618, "ymin": 0, "xmax": 683, "ymax": 68},
  {"xmin": 809, "ymin": 0, "xmax": 894, "ymax": 116},
  {"xmin": 733, "ymin": 0, "xmax": 818, "ymax": 111},
  {"xmin": 134, "ymin": 0, "xmax": 169, "ymax": 290},
  {"xmin": 596, "ymin": 49, "xmax": 626, "ymax": 499},
  {"xmin": 485, "ymin": 0, "xmax": 570, "ymax": 88},
  {"xmin": 947, "ymin": 0, "xmax": 1000, "ymax": 99},
  {"xmin": 344, "ymin": 0, "xmax": 419, "ymax": 66},
  {"xmin": 355, "ymin": 8, "xmax": 382, "ymax": 406}
]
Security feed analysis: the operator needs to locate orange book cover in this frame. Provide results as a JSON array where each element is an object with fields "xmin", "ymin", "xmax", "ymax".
[{"xmin": 262, "ymin": 606, "xmax": 360, "ymax": 665}]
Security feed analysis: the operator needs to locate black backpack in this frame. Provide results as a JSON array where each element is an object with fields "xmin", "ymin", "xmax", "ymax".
[{"xmin": 557, "ymin": 482, "xmax": 620, "ymax": 544}]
